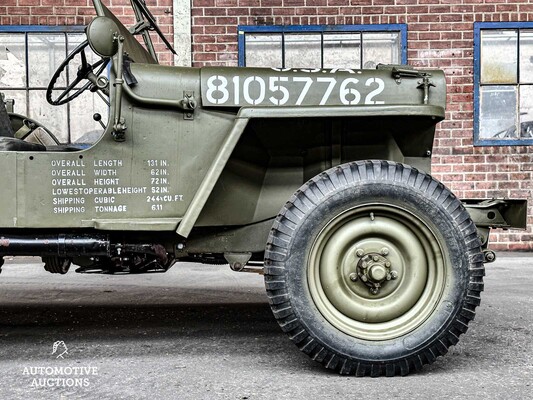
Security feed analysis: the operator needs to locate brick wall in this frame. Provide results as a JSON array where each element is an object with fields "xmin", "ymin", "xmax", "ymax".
[
  {"xmin": 191, "ymin": 0, "xmax": 533, "ymax": 250},
  {"xmin": 0, "ymin": 0, "xmax": 174, "ymax": 64}
]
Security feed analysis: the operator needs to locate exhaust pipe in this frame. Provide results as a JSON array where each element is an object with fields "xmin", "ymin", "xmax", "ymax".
[{"xmin": 0, "ymin": 234, "xmax": 110, "ymax": 257}]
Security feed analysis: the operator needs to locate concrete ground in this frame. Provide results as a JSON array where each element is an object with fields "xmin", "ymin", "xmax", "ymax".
[{"xmin": 0, "ymin": 254, "xmax": 531, "ymax": 400}]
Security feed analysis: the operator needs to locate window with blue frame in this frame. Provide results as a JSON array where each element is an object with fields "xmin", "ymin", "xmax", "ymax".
[
  {"xmin": 0, "ymin": 26, "xmax": 107, "ymax": 144},
  {"xmin": 474, "ymin": 22, "xmax": 533, "ymax": 146},
  {"xmin": 238, "ymin": 25, "xmax": 407, "ymax": 69}
]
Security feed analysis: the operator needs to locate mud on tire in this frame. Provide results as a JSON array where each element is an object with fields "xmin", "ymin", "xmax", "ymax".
[{"xmin": 264, "ymin": 160, "xmax": 484, "ymax": 376}]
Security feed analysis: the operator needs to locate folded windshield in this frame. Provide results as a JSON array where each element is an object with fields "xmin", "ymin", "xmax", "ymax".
[{"xmin": 93, "ymin": 0, "xmax": 176, "ymax": 63}]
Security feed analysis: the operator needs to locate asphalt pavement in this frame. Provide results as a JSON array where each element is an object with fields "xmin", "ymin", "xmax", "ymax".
[{"xmin": 0, "ymin": 254, "xmax": 531, "ymax": 400}]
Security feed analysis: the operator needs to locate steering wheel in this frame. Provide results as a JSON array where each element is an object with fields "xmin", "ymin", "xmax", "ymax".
[{"xmin": 46, "ymin": 40, "xmax": 109, "ymax": 106}]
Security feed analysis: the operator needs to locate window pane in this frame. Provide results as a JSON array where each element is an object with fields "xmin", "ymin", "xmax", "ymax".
[
  {"xmin": 479, "ymin": 86, "xmax": 517, "ymax": 139},
  {"xmin": 28, "ymin": 90, "xmax": 68, "ymax": 142},
  {"xmin": 519, "ymin": 30, "xmax": 533, "ymax": 83},
  {"xmin": 0, "ymin": 34, "xmax": 26, "ymax": 89},
  {"xmin": 323, "ymin": 33, "xmax": 361, "ymax": 69},
  {"xmin": 28, "ymin": 33, "xmax": 66, "ymax": 88},
  {"xmin": 69, "ymin": 93, "xmax": 108, "ymax": 143},
  {"xmin": 481, "ymin": 30, "xmax": 517, "ymax": 84},
  {"xmin": 519, "ymin": 85, "xmax": 533, "ymax": 138},
  {"xmin": 245, "ymin": 33, "xmax": 282, "ymax": 68},
  {"xmin": 1, "ymin": 90, "xmax": 27, "ymax": 116},
  {"xmin": 66, "ymin": 33, "xmax": 86, "ymax": 54},
  {"xmin": 362, "ymin": 32, "xmax": 400, "ymax": 69},
  {"xmin": 285, "ymin": 33, "xmax": 321, "ymax": 69}
]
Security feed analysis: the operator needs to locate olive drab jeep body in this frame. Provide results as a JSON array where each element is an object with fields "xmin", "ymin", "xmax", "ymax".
[{"xmin": 0, "ymin": 0, "xmax": 527, "ymax": 376}]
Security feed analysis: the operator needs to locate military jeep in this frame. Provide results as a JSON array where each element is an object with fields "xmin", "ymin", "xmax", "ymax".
[{"xmin": 0, "ymin": 0, "xmax": 526, "ymax": 376}]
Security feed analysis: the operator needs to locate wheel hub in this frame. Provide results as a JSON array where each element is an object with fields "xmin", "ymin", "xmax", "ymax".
[
  {"xmin": 308, "ymin": 203, "xmax": 446, "ymax": 339},
  {"xmin": 353, "ymin": 249, "xmax": 398, "ymax": 295}
]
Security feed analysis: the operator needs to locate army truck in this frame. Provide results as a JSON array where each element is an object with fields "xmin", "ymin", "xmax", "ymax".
[{"xmin": 0, "ymin": 0, "xmax": 526, "ymax": 376}]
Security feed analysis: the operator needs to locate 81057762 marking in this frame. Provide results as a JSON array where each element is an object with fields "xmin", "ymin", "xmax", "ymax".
[{"xmin": 205, "ymin": 75, "xmax": 385, "ymax": 106}]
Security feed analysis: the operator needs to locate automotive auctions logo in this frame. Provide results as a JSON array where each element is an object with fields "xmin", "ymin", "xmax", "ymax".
[
  {"xmin": 22, "ymin": 341, "xmax": 99, "ymax": 389},
  {"xmin": 52, "ymin": 341, "xmax": 68, "ymax": 359}
]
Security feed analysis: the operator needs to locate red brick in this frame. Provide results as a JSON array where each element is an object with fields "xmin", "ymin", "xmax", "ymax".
[
  {"xmin": 194, "ymin": 35, "xmax": 216, "ymax": 43},
  {"xmin": 194, "ymin": 16, "xmax": 216, "ymax": 25},
  {"xmin": 18, "ymin": 0, "xmax": 39, "ymax": 5},
  {"xmin": 194, "ymin": 52, "xmax": 217, "ymax": 61},
  {"xmin": 295, "ymin": 7, "xmax": 317, "ymax": 14},
  {"xmin": 216, "ymin": 0, "xmax": 237, "ymax": 5},
  {"xmin": 227, "ymin": 8, "xmax": 250, "ymax": 15},
  {"xmin": 250, "ymin": 7, "xmax": 273, "ymax": 15},
  {"xmin": 216, "ymin": 16, "xmax": 238, "ymax": 24},
  {"xmin": 284, "ymin": 0, "xmax": 305, "ymax": 5},
  {"xmin": 7, "ymin": 7, "xmax": 30, "ymax": 15},
  {"xmin": 317, "ymin": 7, "xmax": 338, "ymax": 15},
  {"xmin": 205, "ymin": 43, "xmax": 227, "ymax": 52},
  {"xmin": 54, "ymin": 7, "xmax": 77, "ymax": 15},
  {"xmin": 66, "ymin": 0, "xmax": 89, "ymax": 5},
  {"xmin": 194, "ymin": 0, "xmax": 215, "ymax": 5},
  {"xmin": 205, "ymin": 7, "xmax": 227, "ymax": 16},
  {"xmin": 204, "ymin": 25, "xmax": 226, "ymax": 34}
]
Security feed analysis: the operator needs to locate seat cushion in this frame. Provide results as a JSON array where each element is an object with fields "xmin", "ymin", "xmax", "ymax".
[
  {"xmin": 0, "ymin": 137, "xmax": 46, "ymax": 152},
  {"xmin": 24, "ymin": 127, "xmax": 60, "ymax": 146}
]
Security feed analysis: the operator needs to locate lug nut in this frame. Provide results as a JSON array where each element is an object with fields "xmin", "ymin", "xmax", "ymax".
[
  {"xmin": 390, "ymin": 270, "xmax": 398, "ymax": 280},
  {"xmin": 380, "ymin": 247, "xmax": 389, "ymax": 256},
  {"xmin": 355, "ymin": 249, "xmax": 364, "ymax": 257},
  {"xmin": 385, "ymin": 261, "xmax": 391, "ymax": 268},
  {"xmin": 349, "ymin": 273, "xmax": 358, "ymax": 282},
  {"xmin": 372, "ymin": 256, "xmax": 379, "ymax": 262}
]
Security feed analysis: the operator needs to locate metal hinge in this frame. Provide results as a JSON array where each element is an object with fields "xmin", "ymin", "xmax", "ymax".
[
  {"xmin": 182, "ymin": 91, "xmax": 197, "ymax": 120},
  {"xmin": 389, "ymin": 67, "xmax": 435, "ymax": 104}
]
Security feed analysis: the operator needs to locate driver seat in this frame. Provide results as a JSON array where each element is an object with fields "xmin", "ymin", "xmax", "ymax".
[
  {"xmin": 0, "ymin": 96, "xmax": 45, "ymax": 151},
  {"xmin": 0, "ymin": 95, "xmax": 14, "ymax": 138},
  {"xmin": 0, "ymin": 96, "xmax": 46, "ymax": 151}
]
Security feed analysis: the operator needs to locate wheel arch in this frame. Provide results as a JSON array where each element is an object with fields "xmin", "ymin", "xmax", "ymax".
[{"xmin": 179, "ymin": 105, "xmax": 443, "ymax": 235}]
